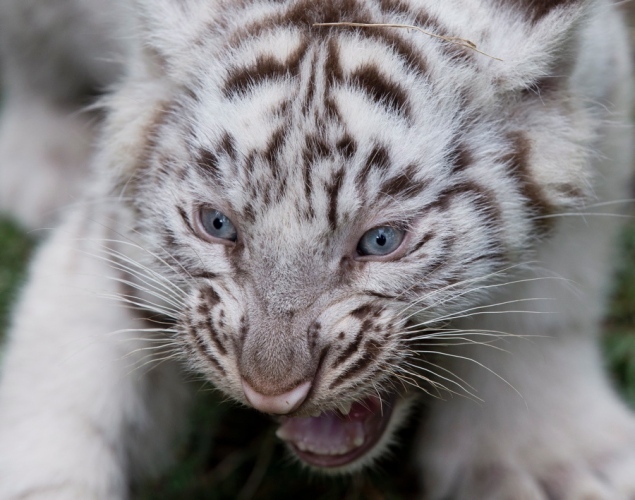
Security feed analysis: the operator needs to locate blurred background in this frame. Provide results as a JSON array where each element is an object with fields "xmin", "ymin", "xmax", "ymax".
[{"xmin": 1, "ymin": 3, "xmax": 635, "ymax": 499}]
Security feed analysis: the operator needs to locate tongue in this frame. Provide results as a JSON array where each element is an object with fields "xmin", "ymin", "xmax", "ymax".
[
  {"xmin": 275, "ymin": 397, "xmax": 389, "ymax": 467},
  {"xmin": 276, "ymin": 409, "xmax": 366, "ymax": 455}
]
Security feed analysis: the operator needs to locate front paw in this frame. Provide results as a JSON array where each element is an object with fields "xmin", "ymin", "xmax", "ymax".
[
  {"xmin": 445, "ymin": 455, "xmax": 635, "ymax": 500},
  {"xmin": 419, "ymin": 419, "xmax": 635, "ymax": 499}
]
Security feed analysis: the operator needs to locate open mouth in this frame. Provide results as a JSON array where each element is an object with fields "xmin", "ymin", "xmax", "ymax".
[{"xmin": 275, "ymin": 395, "xmax": 395, "ymax": 468}]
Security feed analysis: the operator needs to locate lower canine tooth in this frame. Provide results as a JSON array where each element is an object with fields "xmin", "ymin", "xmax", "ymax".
[
  {"xmin": 275, "ymin": 427, "xmax": 291, "ymax": 441},
  {"xmin": 340, "ymin": 402, "xmax": 352, "ymax": 415},
  {"xmin": 310, "ymin": 410, "xmax": 321, "ymax": 417}
]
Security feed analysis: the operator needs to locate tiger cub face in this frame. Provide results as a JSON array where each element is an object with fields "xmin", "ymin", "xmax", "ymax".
[{"xmin": 107, "ymin": 0, "xmax": 594, "ymax": 469}]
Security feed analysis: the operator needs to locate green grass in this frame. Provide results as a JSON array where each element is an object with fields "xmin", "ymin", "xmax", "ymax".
[
  {"xmin": 0, "ymin": 218, "xmax": 34, "ymax": 335},
  {"xmin": 1, "ymin": 215, "xmax": 634, "ymax": 499},
  {"xmin": 604, "ymin": 224, "xmax": 635, "ymax": 407}
]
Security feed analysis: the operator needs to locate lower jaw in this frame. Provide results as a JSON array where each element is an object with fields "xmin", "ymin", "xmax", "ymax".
[{"xmin": 279, "ymin": 394, "xmax": 398, "ymax": 469}]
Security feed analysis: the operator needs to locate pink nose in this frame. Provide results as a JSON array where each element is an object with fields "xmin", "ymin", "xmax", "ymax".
[{"xmin": 241, "ymin": 379, "xmax": 311, "ymax": 415}]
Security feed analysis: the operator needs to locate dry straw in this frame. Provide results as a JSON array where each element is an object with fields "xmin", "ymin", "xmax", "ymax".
[{"xmin": 312, "ymin": 22, "xmax": 503, "ymax": 61}]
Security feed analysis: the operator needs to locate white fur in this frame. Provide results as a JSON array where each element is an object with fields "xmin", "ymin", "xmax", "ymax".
[{"xmin": 0, "ymin": 1, "xmax": 634, "ymax": 498}]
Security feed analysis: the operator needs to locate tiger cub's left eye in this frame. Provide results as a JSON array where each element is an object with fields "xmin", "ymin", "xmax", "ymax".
[
  {"xmin": 357, "ymin": 227, "xmax": 405, "ymax": 256},
  {"xmin": 199, "ymin": 208, "xmax": 237, "ymax": 242}
]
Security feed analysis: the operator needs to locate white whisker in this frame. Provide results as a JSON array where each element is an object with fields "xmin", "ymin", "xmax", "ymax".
[
  {"xmin": 400, "ymin": 276, "xmax": 564, "ymax": 323},
  {"xmin": 102, "ymin": 273, "xmax": 185, "ymax": 310},
  {"xmin": 121, "ymin": 343, "xmax": 181, "ymax": 359},
  {"xmin": 85, "ymin": 242, "xmax": 188, "ymax": 298},
  {"xmin": 534, "ymin": 212, "xmax": 634, "ymax": 220},
  {"xmin": 105, "ymin": 328, "xmax": 178, "ymax": 339},
  {"xmin": 86, "ymin": 217, "xmax": 199, "ymax": 284},
  {"xmin": 410, "ymin": 297, "xmax": 553, "ymax": 326},
  {"xmin": 126, "ymin": 353, "xmax": 181, "ymax": 378},
  {"xmin": 401, "ymin": 360, "xmax": 482, "ymax": 402},
  {"xmin": 411, "ymin": 350, "xmax": 524, "ymax": 401},
  {"xmin": 97, "ymin": 291, "xmax": 180, "ymax": 318},
  {"xmin": 407, "ymin": 355, "xmax": 478, "ymax": 392}
]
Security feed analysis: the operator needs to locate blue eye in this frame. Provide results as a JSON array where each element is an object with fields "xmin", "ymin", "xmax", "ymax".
[
  {"xmin": 357, "ymin": 227, "xmax": 405, "ymax": 257},
  {"xmin": 199, "ymin": 208, "xmax": 237, "ymax": 242}
]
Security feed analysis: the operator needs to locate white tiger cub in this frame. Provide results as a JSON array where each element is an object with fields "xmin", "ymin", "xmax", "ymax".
[{"xmin": 1, "ymin": 0, "xmax": 635, "ymax": 498}]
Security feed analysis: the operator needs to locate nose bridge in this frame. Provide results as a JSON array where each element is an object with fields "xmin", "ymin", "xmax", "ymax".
[
  {"xmin": 252, "ymin": 247, "xmax": 327, "ymax": 315},
  {"xmin": 237, "ymin": 238, "xmax": 334, "ymax": 394},
  {"xmin": 238, "ymin": 268, "xmax": 328, "ymax": 393}
]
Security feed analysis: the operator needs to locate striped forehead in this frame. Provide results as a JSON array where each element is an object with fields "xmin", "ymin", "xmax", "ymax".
[{"xmin": 179, "ymin": 5, "xmax": 471, "ymax": 229}]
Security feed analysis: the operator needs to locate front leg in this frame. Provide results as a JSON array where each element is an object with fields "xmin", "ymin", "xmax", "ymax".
[
  {"xmin": 418, "ymin": 328, "xmax": 635, "ymax": 500},
  {"xmin": 0, "ymin": 211, "xmax": 189, "ymax": 499}
]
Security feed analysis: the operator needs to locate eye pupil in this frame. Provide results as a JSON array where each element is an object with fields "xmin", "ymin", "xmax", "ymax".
[
  {"xmin": 376, "ymin": 233, "xmax": 387, "ymax": 246},
  {"xmin": 213, "ymin": 218, "xmax": 223, "ymax": 230}
]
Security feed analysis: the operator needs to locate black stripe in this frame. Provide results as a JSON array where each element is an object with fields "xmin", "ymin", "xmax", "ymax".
[
  {"xmin": 326, "ymin": 169, "xmax": 345, "ymax": 230},
  {"xmin": 504, "ymin": 131, "xmax": 552, "ymax": 218},
  {"xmin": 325, "ymin": 38, "xmax": 344, "ymax": 88},
  {"xmin": 301, "ymin": 136, "xmax": 324, "ymax": 207},
  {"xmin": 410, "ymin": 231, "xmax": 435, "ymax": 254},
  {"xmin": 302, "ymin": 50, "xmax": 319, "ymax": 114},
  {"xmin": 355, "ymin": 145, "xmax": 391, "ymax": 189},
  {"xmin": 229, "ymin": 0, "xmax": 369, "ymax": 48},
  {"xmin": 219, "ymin": 132, "xmax": 238, "ymax": 162},
  {"xmin": 264, "ymin": 127, "xmax": 286, "ymax": 169},
  {"xmin": 307, "ymin": 322, "xmax": 321, "ymax": 350},
  {"xmin": 223, "ymin": 41, "xmax": 308, "ymax": 98},
  {"xmin": 283, "ymin": 0, "xmax": 369, "ymax": 28},
  {"xmin": 188, "ymin": 325, "xmax": 227, "ymax": 375},
  {"xmin": 336, "ymin": 134, "xmax": 357, "ymax": 159},
  {"xmin": 381, "ymin": 164, "xmax": 426, "ymax": 199},
  {"xmin": 201, "ymin": 287, "xmax": 220, "ymax": 306},
  {"xmin": 350, "ymin": 304, "xmax": 373, "ymax": 320},
  {"xmin": 407, "ymin": 235, "xmax": 457, "ymax": 283},
  {"xmin": 195, "ymin": 149, "xmax": 221, "ymax": 179},
  {"xmin": 329, "ymin": 337, "xmax": 383, "ymax": 389},
  {"xmin": 379, "ymin": 0, "xmax": 444, "ymax": 32},
  {"xmin": 177, "ymin": 206, "xmax": 195, "ymax": 234},
  {"xmin": 422, "ymin": 182, "xmax": 489, "ymax": 214},
  {"xmin": 348, "ymin": 64, "xmax": 411, "ymax": 118},
  {"xmin": 199, "ymin": 319, "xmax": 228, "ymax": 356},
  {"xmin": 303, "ymin": 134, "xmax": 330, "ymax": 168},
  {"xmin": 353, "ymin": 28, "xmax": 430, "ymax": 79},
  {"xmin": 367, "ymin": 291, "xmax": 398, "ymax": 300},
  {"xmin": 332, "ymin": 328, "xmax": 364, "ymax": 368},
  {"xmin": 190, "ymin": 271, "xmax": 219, "ymax": 280},
  {"xmin": 449, "ymin": 142, "xmax": 474, "ymax": 174},
  {"xmin": 242, "ymin": 203, "xmax": 256, "ymax": 223}
]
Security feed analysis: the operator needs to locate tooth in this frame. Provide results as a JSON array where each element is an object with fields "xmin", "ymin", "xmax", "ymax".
[
  {"xmin": 340, "ymin": 401, "xmax": 352, "ymax": 415},
  {"xmin": 296, "ymin": 441, "xmax": 308, "ymax": 452},
  {"xmin": 275, "ymin": 427, "xmax": 291, "ymax": 441},
  {"xmin": 310, "ymin": 410, "xmax": 322, "ymax": 417}
]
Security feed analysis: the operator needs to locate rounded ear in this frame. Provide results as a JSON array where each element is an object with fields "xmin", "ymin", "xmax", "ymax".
[
  {"xmin": 480, "ymin": 0, "xmax": 597, "ymax": 92},
  {"xmin": 476, "ymin": 1, "xmax": 604, "ymax": 211},
  {"xmin": 130, "ymin": 0, "xmax": 222, "ymax": 80}
]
